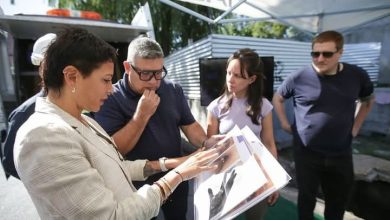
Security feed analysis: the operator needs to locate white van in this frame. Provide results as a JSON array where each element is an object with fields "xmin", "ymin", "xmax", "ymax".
[{"xmin": 0, "ymin": 13, "xmax": 150, "ymax": 143}]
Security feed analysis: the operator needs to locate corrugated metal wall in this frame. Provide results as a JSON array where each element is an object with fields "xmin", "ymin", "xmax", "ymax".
[
  {"xmin": 342, "ymin": 43, "xmax": 381, "ymax": 82},
  {"xmin": 165, "ymin": 37, "xmax": 212, "ymax": 99},
  {"xmin": 165, "ymin": 34, "xmax": 381, "ymax": 100}
]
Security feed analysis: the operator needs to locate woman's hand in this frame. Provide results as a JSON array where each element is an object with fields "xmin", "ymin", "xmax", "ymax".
[{"xmin": 174, "ymin": 148, "xmax": 220, "ymax": 181}]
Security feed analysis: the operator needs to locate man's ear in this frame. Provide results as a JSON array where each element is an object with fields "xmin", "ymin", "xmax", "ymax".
[
  {"xmin": 123, "ymin": 61, "xmax": 130, "ymax": 72},
  {"xmin": 338, "ymin": 48, "xmax": 344, "ymax": 56},
  {"xmin": 62, "ymin": 65, "xmax": 78, "ymax": 87}
]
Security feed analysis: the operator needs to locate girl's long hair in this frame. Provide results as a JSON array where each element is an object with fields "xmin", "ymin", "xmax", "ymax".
[{"xmin": 219, "ymin": 48, "xmax": 265, "ymax": 125}]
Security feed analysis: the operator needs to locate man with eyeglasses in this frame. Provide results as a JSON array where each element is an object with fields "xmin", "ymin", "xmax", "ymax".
[
  {"xmin": 94, "ymin": 37, "xmax": 214, "ymax": 219},
  {"xmin": 272, "ymin": 30, "xmax": 374, "ymax": 220}
]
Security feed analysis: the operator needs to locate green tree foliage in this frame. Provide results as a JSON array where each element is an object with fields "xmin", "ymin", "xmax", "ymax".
[
  {"xmin": 220, "ymin": 21, "xmax": 288, "ymax": 39},
  {"xmin": 57, "ymin": 0, "xmax": 221, "ymax": 54},
  {"xmin": 56, "ymin": 0, "xmax": 309, "ymax": 54},
  {"xmin": 149, "ymin": 1, "xmax": 222, "ymax": 54}
]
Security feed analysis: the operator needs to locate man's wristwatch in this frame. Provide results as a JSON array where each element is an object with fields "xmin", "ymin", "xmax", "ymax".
[{"xmin": 159, "ymin": 157, "xmax": 168, "ymax": 172}]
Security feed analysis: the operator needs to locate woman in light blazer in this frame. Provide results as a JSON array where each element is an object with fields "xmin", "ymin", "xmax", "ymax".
[{"xmin": 13, "ymin": 27, "xmax": 220, "ymax": 220}]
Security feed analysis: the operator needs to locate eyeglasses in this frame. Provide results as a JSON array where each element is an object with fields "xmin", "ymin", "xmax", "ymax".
[
  {"xmin": 130, "ymin": 63, "xmax": 167, "ymax": 81},
  {"xmin": 310, "ymin": 51, "xmax": 338, "ymax": 58}
]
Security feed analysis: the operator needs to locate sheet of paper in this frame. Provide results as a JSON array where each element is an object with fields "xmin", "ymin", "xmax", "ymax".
[{"xmin": 194, "ymin": 125, "xmax": 291, "ymax": 220}]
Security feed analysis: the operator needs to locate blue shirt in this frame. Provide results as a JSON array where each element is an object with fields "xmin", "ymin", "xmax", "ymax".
[
  {"xmin": 95, "ymin": 73, "xmax": 195, "ymax": 161},
  {"xmin": 276, "ymin": 63, "xmax": 373, "ymax": 155},
  {"xmin": 1, "ymin": 90, "xmax": 45, "ymax": 179}
]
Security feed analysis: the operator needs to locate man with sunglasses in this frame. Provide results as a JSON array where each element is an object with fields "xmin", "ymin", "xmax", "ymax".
[
  {"xmin": 95, "ymin": 37, "xmax": 212, "ymax": 219},
  {"xmin": 273, "ymin": 30, "xmax": 374, "ymax": 220}
]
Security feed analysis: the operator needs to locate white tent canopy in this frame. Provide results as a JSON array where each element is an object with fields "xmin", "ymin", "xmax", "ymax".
[{"xmin": 160, "ymin": 0, "xmax": 390, "ymax": 33}]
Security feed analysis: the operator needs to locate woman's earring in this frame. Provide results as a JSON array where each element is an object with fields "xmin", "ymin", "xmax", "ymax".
[{"xmin": 72, "ymin": 87, "xmax": 76, "ymax": 93}]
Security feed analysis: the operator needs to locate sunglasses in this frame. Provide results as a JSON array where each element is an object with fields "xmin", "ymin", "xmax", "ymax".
[{"xmin": 310, "ymin": 51, "xmax": 338, "ymax": 58}]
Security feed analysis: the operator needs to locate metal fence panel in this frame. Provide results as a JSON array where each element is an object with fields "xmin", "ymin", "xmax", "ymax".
[{"xmin": 165, "ymin": 34, "xmax": 381, "ymax": 99}]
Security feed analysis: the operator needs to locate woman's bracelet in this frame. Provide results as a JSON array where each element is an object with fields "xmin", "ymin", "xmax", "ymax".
[
  {"xmin": 160, "ymin": 177, "xmax": 173, "ymax": 194},
  {"xmin": 173, "ymin": 169, "xmax": 184, "ymax": 182},
  {"xmin": 154, "ymin": 181, "xmax": 166, "ymax": 203}
]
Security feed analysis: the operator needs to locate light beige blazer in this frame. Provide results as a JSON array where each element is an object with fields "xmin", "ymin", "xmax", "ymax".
[{"xmin": 14, "ymin": 97, "xmax": 161, "ymax": 220}]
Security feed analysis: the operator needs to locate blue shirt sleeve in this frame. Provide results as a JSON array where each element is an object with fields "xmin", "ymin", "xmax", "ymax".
[
  {"xmin": 276, "ymin": 70, "xmax": 298, "ymax": 99},
  {"xmin": 175, "ymin": 83, "xmax": 195, "ymax": 126},
  {"xmin": 357, "ymin": 67, "xmax": 374, "ymax": 99}
]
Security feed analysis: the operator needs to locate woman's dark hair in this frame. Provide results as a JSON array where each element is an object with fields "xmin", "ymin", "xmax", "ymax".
[
  {"xmin": 220, "ymin": 48, "xmax": 265, "ymax": 125},
  {"xmin": 43, "ymin": 27, "xmax": 117, "ymax": 94}
]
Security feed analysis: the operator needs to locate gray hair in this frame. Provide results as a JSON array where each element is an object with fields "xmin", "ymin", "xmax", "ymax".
[{"xmin": 126, "ymin": 37, "xmax": 164, "ymax": 63}]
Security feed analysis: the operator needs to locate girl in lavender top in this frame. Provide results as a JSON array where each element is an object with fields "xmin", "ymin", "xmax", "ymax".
[{"xmin": 206, "ymin": 48, "xmax": 279, "ymax": 220}]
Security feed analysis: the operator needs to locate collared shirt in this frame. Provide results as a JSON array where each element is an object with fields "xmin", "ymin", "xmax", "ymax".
[{"xmin": 95, "ymin": 73, "xmax": 195, "ymax": 161}]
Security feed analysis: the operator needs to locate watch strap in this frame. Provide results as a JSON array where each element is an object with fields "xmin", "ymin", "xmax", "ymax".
[{"xmin": 159, "ymin": 157, "xmax": 168, "ymax": 172}]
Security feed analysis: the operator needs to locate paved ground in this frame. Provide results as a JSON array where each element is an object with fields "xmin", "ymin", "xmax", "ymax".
[
  {"xmin": 0, "ymin": 163, "xmax": 362, "ymax": 220},
  {"xmin": 0, "ymin": 166, "xmax": 40, "ymax": 219}
]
